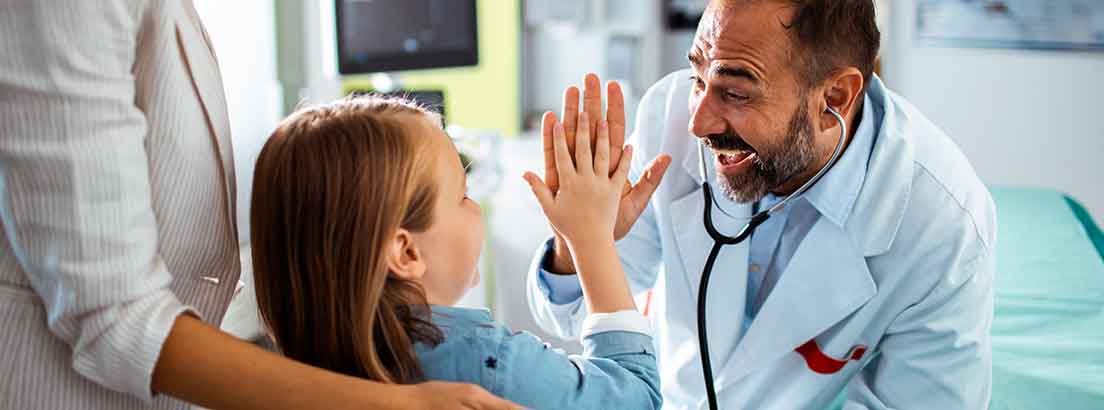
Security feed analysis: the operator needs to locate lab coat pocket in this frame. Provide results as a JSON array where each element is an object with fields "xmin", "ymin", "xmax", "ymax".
[{"xmin": 795, "ymin": 337, "xmax": 868, "ymax": 375}]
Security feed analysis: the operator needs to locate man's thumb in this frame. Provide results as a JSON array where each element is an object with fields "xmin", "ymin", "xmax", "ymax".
[{"xmin": 628, "ymin": 154, "xmax": 672, "ymax": 208}]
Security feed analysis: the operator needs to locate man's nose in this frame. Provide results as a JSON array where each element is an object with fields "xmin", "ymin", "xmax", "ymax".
[{"xmin": 689, "ymin": 95, "xmax": 725, "ymax": 139}]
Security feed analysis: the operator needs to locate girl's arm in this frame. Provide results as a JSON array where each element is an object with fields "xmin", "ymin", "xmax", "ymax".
[
  {"xmin": 489, "ymin": 323, "xmax": 662, "ymax": 410},
  {"xmin": 524, "ymin": 112, "xmax": 638, "ymax": 314},
  {"xmin": 520, "ymin": 96, "xmax": 661, "ymax": 409},
  {"xmin": 417, "ymin": 308, "xmax": 660, "ymax": 410}
]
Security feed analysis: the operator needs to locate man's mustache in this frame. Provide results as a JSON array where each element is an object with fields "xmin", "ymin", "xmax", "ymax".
[{"xmin": 702, "ymin": 132, "xmax": 756, "ymax": 153}]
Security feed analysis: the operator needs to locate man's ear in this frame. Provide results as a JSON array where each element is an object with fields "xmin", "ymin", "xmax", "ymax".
[
  {"xmin": 386, "ymin": 228, "xmax": 425, "ymax": 281},
  {"xmin": 819, "ymin": 67, "xmax": 864, "ymax": 132}
]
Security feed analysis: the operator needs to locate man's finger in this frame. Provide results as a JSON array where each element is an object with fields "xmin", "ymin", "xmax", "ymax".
[
  {"xmin": 606, "ymin": 80, "xmax": 626, "ymax": 175},
  {"xmin": 611, "ymin": 144, "xmax": 633, "ymax": 186},
  {"xmin": 561, "ymin": 86, "xmax": 580, "ymax": 156},
  {"xmin": 625, "ymin": 154, "xmax": 672, "ymax": 216},
  {"xmin": 583, "ymin": 73, "xmax": 603, "ymax": 132},
  {"xmin": 552, "ymin": 120, "xmax": 576, "ymax": 180},
  {"xmin": 541, "ymin": 111, "xmax": 559, "ymax": 192},
  {"xmin": 574, "ymin": 112, "xmax": 593, "ymax": 176}
]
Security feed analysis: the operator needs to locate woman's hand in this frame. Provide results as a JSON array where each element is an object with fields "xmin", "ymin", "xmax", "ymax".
[
  {"xmin": 399, "ymin": 382, "xmax": 524, "ymax": 410},
  {"xmin": 525, "ymin": 111, "xmax": 631, "ymax": 249}
]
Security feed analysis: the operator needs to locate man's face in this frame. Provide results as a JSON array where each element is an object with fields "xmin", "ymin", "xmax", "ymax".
[{"xmin": 688, "ymin": 2, "xmax": 820, "ymax": 203}]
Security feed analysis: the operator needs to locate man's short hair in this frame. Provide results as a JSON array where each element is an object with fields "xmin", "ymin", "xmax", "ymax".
[
  {"xmin": 712, "ymin": 0, "xmax": 881, "ymax": 91},
  {"xmin": 785, "ymin": 0, "xmax": 880, "ymax": 91}
]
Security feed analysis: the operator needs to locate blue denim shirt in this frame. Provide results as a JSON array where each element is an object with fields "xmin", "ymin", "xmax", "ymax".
[{"xmin": 415, "ymin": 305, "xmax": 662, "ymax": 410}]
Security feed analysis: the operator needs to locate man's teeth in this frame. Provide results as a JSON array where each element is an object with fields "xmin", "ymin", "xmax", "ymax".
[
  {"xmin": 716, "ymin": 149, "xmax": 750, "ymax": 156},
  {"xmin": 717, "ymin": 150, "xmax": 752, "ymax": 165}
]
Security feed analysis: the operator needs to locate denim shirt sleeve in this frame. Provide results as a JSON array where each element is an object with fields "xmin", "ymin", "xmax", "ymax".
[{"xmin": 490, "ymin": 329, "xmax": 662, "ymax": 410}]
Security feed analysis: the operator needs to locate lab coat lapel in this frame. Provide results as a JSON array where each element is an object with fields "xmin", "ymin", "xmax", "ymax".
[
  {"xmin": 669, "ymin": 183, "xmax": 753, "ymax": 302},
  {"xmin": 175, "ymin": 4, "xmax": 237, "ymax": 224},
  {"xmin": 669, "ymin": 177, "xmax": 756, "ymax": 374},
  {"xmin": 714, "ymin": 217, "xmax": 876, "ymax": 386}
]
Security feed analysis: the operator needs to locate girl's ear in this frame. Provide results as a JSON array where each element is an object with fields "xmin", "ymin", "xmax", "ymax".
[{"xmin": 386, "ymin": 228, "xmax": 426, "ymax": 281}]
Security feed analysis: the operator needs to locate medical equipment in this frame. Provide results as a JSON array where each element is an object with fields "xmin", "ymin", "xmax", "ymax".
[{"xmin": 695, "ymin": 106, "xmax": 848, "ymax": 410}]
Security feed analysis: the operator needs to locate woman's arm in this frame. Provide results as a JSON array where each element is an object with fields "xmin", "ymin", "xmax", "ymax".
[
  {"xmin": 0, "ymin": 3, "xmax": 517, "ymax": 409},
  {"xmin": 154, "ymin": 315, "xmax": 519, "ymax": 410}
]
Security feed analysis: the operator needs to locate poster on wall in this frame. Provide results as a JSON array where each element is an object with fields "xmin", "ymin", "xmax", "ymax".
[{"xmin": 916, "ymin": 0, "xmax": 1104, "ymax": 51}]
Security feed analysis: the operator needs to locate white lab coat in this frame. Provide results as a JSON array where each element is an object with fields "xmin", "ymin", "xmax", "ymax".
[{"xmin": 528, "ymin": 70, "xmax": 997, "ymax": 409}]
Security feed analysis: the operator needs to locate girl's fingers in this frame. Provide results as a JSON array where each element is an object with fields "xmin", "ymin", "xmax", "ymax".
[
  {"xmin": 552, "ymin": 120, "xmax": 575, "ymax": 180},
  {"xmin": 594, "ymin": 120, "xmax": 610, "ymax": 177},
  {"xmin": 541, "ymin": 111, "xmax": 559, "ymax": 192},
  {"xmin": 574, "ymin": 111, "xmax": 593, "ymax": 176}
]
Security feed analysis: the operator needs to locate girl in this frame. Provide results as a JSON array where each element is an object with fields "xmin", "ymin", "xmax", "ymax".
[{"xmin": 249, "ymin": 96, "xmax": 662, "ymax": 409}]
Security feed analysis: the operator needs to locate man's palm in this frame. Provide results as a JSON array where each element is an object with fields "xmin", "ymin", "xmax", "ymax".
[{"xmin": 540, "ymin": 74, "xmax": 670, "ymax": 257}]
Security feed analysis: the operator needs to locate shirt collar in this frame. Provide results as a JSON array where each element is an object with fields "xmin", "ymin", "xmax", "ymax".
[
  {"xmin": 799, "ymin": 91, "xmax": 881, "ymax": 227},
  {"xmin": 429, "ymin": 305, "xmax": 493, "ymax": 323}
]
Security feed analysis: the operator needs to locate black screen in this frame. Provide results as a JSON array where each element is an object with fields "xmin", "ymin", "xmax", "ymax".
[{"xmin": 336, "ymin": 0, "xmax": 478, "ymax": 73}]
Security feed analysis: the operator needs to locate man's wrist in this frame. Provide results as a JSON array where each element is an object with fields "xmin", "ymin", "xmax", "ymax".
[{"xmin": 548, "ymin": 236, "xmax": 577, "ymax": 275}]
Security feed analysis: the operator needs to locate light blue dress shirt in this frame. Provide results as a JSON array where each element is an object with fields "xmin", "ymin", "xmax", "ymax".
[
  {"xmin": 540, "ymin": 94, "xmax": 882, "ymax": 340},
  {"xmin": 415, "ymin": 305, "xmax": 663, "ymax": 410}
]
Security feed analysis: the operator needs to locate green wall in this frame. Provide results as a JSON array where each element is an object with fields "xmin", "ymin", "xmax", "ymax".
[{"xmin": 343, "ymin": 0, "xmax": 521, "ymax": 135}]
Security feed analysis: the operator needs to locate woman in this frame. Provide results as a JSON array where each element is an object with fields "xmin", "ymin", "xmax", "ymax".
[{"xmin": 0, "ymin": 1, "xmax": 517, "ymax": 409}]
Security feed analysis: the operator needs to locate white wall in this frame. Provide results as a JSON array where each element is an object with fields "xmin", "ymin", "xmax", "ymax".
[
  {"xmin": 883, "ymin": 1, "xmax": 1104, "ymax": 226},
  {"xmin": 193, "ymin": 0, "xmax": 283, "ymax": 241},
  {"xmin": 522, "ymin": 0, "xmax": 663, "ymax": 131},
  {"xmin": 193, "ymin": 0, "xmax": 283, "ymax": 339}
]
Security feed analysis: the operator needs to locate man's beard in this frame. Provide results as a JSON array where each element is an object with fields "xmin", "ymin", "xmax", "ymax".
[{"xmin": 703, "ymin": 101, "xmax": 818, "ymax": 204}]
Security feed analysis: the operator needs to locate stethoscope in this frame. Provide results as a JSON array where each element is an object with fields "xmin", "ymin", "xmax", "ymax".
[{"xmin": 695, "ymin": 106, "xmax": 848, "ymax": 410}]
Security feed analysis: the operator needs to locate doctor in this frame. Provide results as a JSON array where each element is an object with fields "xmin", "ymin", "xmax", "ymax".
[{"xmin": 524, "ymin": 0, "xmax": 996, "ymax": 409}]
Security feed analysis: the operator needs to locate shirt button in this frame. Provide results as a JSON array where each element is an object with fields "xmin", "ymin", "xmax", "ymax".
[
  {"xmin": 749, "ymin": 264, "xmax": 762, "ymax": 273},
  {"xmin": 200, "ymin": 276, "xmax": 221, "ymax": 285}
]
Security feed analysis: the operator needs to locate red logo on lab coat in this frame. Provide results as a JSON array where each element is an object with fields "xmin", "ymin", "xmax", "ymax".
[{"xmin": 795, "ymin": 340, "xmax": 866, "ymax": 374}]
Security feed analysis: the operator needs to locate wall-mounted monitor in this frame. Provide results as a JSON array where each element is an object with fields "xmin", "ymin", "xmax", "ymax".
[{"xmin": 335, "ymin": 0, "xmax": 479, "ymax": 74}]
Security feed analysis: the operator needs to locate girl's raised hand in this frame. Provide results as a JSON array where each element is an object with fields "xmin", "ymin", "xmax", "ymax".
[{"xmin": 525, "ymin": 111, "xmax": 632, "ymax": 248}]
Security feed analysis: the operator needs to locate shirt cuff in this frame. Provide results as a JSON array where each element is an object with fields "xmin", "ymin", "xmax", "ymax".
[
  {"xmin": 537, "ymin": 238, "xmax": 584, "ymax": 305},
  {"xmin": 581, "ymin": 330, "xmax": 656, "ymax": 358},
  {"xmin": 581, "ymin": 309, "xmax": 653, "ymax": 338},
  {"xmin": 69, "ymin": 288, "xmax": 201, "ymax": 402}
]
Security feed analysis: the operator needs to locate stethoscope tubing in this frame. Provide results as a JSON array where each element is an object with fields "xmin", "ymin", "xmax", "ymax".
[{"xmin": 695, "ymin": 107, "xmax": 848, "ymax": 410}]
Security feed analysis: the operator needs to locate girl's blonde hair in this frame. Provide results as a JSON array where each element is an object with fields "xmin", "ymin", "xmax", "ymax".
[{"xmin": 251, "ymin": 95, "xmax": 444, "ymax": 383}]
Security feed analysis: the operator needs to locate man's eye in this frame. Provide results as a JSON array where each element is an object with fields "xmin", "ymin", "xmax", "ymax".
[
  {"xmin": 725, "ymin": 91, "xmax": 749, "ymax": 102},
  {"xmin": 689, "ymin": 75, "xmax": 704, "ymax": 88}
]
